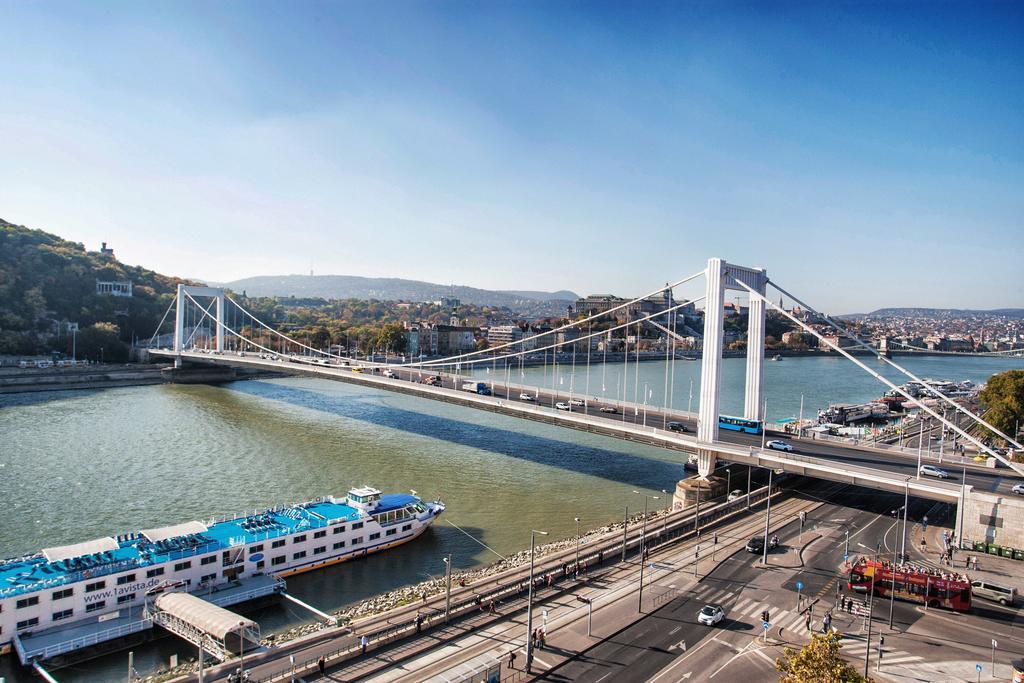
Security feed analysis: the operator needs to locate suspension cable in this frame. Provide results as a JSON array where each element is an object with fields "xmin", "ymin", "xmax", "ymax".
[
  {"xmin": 734, "ymin": 278, "xmax": 1023, "ymax": 473},
  {"xmin": 768, "ymin": 279, "xmax": 1023, "ymax": 452}
]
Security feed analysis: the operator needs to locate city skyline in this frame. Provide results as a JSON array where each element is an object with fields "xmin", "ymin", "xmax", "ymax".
[{"xmin": 1, "ymin": 2, "xmax": 1021, "ymax": 311}]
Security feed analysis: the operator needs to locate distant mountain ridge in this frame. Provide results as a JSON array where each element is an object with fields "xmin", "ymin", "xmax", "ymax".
[
  {"xmin": 212, "ymin": 274, "xmax": 578, "ymax": 310},
  {"xmin": 840, "ymin": 307, "xmax": 1024, "ymax": 319}
]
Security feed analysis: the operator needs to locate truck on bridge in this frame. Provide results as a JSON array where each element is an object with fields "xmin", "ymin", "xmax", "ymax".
[{"xmin": 461, "ymin": 381, "xmax": 491, "ymax": 396}]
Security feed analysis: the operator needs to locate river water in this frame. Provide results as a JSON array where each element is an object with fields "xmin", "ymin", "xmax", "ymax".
[{"xmin": 1, "ymin": 354, "xmax": 1021, "ymax": 681}]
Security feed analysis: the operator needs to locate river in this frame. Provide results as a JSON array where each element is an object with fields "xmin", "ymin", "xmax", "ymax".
[{"xmin": 1, "ymin": 354, "xmax": 1021, "ymax": 681}]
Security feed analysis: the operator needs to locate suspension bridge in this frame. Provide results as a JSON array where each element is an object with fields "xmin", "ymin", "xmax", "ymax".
[{"xmin": 146, "ymin": 258, "xmax": 1024, "ymax": 549}]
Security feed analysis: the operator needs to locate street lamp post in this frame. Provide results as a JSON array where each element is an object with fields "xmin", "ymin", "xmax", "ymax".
[
  {"xmin": 761, "ymin": 398, "xmax": 768, "ymax": 450},
  {"xmin": 238, "ymin": 620, "xmax": 246, "ymax": 679},
  {"xmin": 574, "ymin": 517, "xmax": 581, "ymax": 574},
  {"xmin": 726, "ymin": 468, "xmax": 731, "ymax": 498},
  {"xmin": 525, "ymin": 529, "xmax": 549, "ymax": 672},
  {"xmin": 443, "ymin": 554, "xmax": 453, "ymax": 623},
  {"xmin": 900, "ymin": 481, "xmax": 909, "ymax": 561},
  {"xmin": 746, "ymin": 466, "xmax": 752, "ymax": 509},
  {"xmin": 864, "ymin": 546, "xmax": 879, "ymax": 677},
  {"xmin": 762, "ymin": 468, "xmax": 780, "ymax": 565},
  {"xmin": 633, "ymin": 491, "xmax": 658, "ymax": 612}
]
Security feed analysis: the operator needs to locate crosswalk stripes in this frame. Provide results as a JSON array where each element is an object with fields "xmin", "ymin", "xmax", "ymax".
[{"xmin": 839, "ymin": 637, "xmax": 923, "ymax": 665}]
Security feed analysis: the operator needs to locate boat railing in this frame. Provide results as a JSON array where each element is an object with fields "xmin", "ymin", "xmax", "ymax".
[{"xmin": 20, "ymin": 618, "xmax": 154, "ymax": 664}]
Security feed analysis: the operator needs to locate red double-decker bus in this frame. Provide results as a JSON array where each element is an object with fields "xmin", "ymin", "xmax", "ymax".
[{"xmin": 848, "ymin": 557, "xmax": 972, "ymax": 612}]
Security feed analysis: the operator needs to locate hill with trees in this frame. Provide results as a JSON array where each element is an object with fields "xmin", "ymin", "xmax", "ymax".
[{"xmin": 0, "ymin": 218, "xmax": 190, "ymax": 360}]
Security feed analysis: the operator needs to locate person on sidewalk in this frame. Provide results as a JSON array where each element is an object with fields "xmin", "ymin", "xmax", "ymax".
[
  {"xmin": 508, "ymin": 650, "xmax": 517, "ymax": 670},
  {"xmin": 805, "ymin": 615, "xmax": 812, "ymax": 631},
  {"xmin": 360, "ymin": 634, "xmax": 368, "ymax": 655},
  {"xmin": 318, "ymin": 656, "xmax": 325, "ymax": 676}
]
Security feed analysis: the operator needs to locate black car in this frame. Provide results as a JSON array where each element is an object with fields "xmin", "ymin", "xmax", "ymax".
[
  {"xmin": 668, "ymin": 421, "xmax": 689, "ymax": 433},
  {"xmin": 745, "ymin": 535, "xmax": 779, "ymax": 553}
]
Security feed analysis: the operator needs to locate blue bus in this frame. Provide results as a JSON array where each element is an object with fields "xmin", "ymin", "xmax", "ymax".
[{"xmin": 719, "ymin": 415, "xmax": 763, "ymax": 434}]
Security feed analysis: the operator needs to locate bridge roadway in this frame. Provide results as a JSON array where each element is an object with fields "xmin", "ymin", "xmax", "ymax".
[{"xmin": 150, "ymin": 349, "xmax": 1018, "ymax": 499}]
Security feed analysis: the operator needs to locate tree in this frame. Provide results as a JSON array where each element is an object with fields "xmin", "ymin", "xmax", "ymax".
[
  {"xmin": 776, "ymin": 632, "xmax": 872, "ymax": 683},
  {"xmin": 75, "ymin": 322, "xmax": 129, "ymax": 362},
  {"xmin": 375, "ymin": 323, "xmax": 407, "ymax": 354},
  {"xmin": 979, "ymin": 370, "xmax": 1024, "ymax": 442}
]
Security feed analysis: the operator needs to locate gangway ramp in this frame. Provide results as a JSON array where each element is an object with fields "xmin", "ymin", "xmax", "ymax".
[{"xmin": 148, "ymin": 592, "xmax": 260, "ymax": 662}]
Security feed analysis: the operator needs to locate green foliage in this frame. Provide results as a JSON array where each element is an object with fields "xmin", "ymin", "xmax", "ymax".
[
  {"xmin": 375, "ymin": 323, "xmax": 408, "ymax": 354},
  {"xmin": 0, "ymin": 219, "xmax": 189, "ymax": 353},
  {"xmin": 776, "ymin": 632, "xmax": 873, "ymax": 683},
  {"xmin": 979, "ymin": 370, "xmax": 1024, "ymax": 442}
]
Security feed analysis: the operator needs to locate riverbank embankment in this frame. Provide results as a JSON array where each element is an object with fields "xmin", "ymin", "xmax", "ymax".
[{"xmin": 0, "ymin": 363, "xmax": 283, "ymax": 394}]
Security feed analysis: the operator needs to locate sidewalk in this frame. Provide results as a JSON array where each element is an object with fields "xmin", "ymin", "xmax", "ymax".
[{"xmin": 914, "ymin": 516, "xmax": 1024, "ymax": 596}]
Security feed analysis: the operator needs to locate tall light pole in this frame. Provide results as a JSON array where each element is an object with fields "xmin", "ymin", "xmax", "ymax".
[
  {"xmin": 237, "ymin": 620, "xmax": 246, "ymax": 679},
  {"xmin": 525, "ymin": 529, "xmax": 549, "ymax": 673},
  {"xmin": 798, "ymin": 393, "xmax": 804, "ymax": 437},
  {"xmin": 888, "ymin": 521, "xmax": 899, "ymax": 629},
  {"xmin": 633, "ymin": 492, "xmax": 659, "ymax": 612},
  {"xmin": 761, "ymin": 398, "xmax": 768, "ymax": 450},
  {"xmin": 574, "ymin": 517, "xmax": 581, "ymax": 574},
  {"xmin": 726, "ymin": 468, "xmax": 732, "ymax": 497},
  {"xmin": 443, "ymin": 554, "xmax": 453, "ymax": 623},
  {"xmin": 900, "ymin": 480, "xmax": 909, "ymax": 561},
  {"xmin": 762, "ymin": 468, "xmax": 781, "ymax": 565}
]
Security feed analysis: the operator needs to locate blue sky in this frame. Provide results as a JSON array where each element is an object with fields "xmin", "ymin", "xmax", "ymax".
[{"xmin": 0, "ymin": 1, "xmax": 1020, "ymax": 312}]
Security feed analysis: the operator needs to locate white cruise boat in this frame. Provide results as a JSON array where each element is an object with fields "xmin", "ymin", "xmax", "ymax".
[{"xmin": 0, "ymin": 487, "xmax": 444, "ymax": 662}]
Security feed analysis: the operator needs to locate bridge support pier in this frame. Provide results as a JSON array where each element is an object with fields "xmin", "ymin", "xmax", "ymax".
[
  {"xmin": 696, "ymin": 259, "xmax": 768, "ymax": 477},
  {"xmin": 173, "ymin": 284, "xmax": 228, "ymax": 365},
  {"xmin": 744, "ymin": 283, "xmax": 766, "ymax": 421}
]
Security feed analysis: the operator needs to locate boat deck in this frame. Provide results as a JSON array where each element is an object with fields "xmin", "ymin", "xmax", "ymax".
[
  {"xmin": 15, "ymin": 574, "xmax": 285, "ymax": 664},
  {"xmin": 0, "ymin": 497, "xmax": 367, "ymax": 600}
]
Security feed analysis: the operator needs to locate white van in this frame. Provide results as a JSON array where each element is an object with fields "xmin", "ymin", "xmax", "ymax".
[{"xmin": 971, "ymin": 580, "xmax": 1017, "ymax": 606}]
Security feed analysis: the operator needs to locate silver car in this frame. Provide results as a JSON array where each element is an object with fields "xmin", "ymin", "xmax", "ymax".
[{"xmin": 919, "ymin": 465, "xmax": 950, "ymax": 479}]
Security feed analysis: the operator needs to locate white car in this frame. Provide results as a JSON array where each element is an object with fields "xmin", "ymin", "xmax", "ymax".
[
  {"xmin": 697, "ymin": 604, "xmax": 725, "ymax": 626},
  {"xmin": 1011, "ymin": 483, "xmax": 1024, "ymax": 495},
  {"xmin": 519, "ymin": 393, "xmax": 535, "ymax": 402},
  {"xmin": 919, "ymin": 465, "xmax": 950, "ymax": 479},
  {"xmin": 382, "ymin": 369, "xmax": 396, "ymax": 378},
  {"xmin": 766, "ymin": 440, "xmax": 793, "ymax": 452},
  {"xmin": 555, "ymin": 402, "xmax": 571, "ymax": 411},
  {"xmin": 599, "ymin": 406, "xmax": 618, "ymax": 414},
  {"xmin": 727, "ymin": 489, "xmax": 744, "ymax": 502},
  {"xmin": 568, "ymin": 398, "xmax": 586, "ymax": 407}
]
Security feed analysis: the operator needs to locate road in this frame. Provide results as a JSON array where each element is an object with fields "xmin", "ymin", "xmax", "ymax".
[{"xmin": 539, "ymin": 484, "xmax": 1024, "ymax": 682}]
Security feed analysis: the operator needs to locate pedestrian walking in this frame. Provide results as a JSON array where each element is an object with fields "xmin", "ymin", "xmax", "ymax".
[
  {"xmin": 974, "ymin": 556, "xmax": 980, "ymax": 571},
  {"xmin": 489, "ymin": 600, "xmax": 496, "ymax": 615},
  {"xmin": 360, "ymin": 634, "xmax": 368, "ymax": 655},
  {"xmin": 420, "ymin": 590, "xmax": 427, "ymax": 604},
  {"xmin": 547, "ymin": 574, "xmax": 553, "ymax": 588},
  {"xmin": 508, "ymin": 650, "xmax": 517, "ymax": 670},
  {"xmin": 317, "ymin": 656, "xmax": 325, "ymax": 676},
  {"xmin": 538, "ymin": 630, "xmax": 546, "ymax": 649},
  {"xmin": 805, "ymin": 615, "xmax": 812, "ymax": 631},
  {"xmin": 415, "ymin": 613, "xmax": 423, "ymax": 633}
]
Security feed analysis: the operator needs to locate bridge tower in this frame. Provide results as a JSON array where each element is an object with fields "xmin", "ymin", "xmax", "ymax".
[
  {"xmin": 696, "ymin": 259, "xmax": 767, "ymax": 477},
  {"xmin": 173, "ymin": 284, "xmax": 227, "ymax": 366}
]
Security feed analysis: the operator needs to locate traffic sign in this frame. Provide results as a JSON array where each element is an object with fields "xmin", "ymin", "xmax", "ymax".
[
  {"xmin": 844, "ymin": 553, "xmax": 849, "ymax": 562},
  {"xmin": 796, "ymin": 581, "xmax": 804, "ymax": 591},
  {"xmin": 976, "ymin": 664, "xmax": 983, "ymax": 672},
  {"xmin": 763, "ymin": 621, "xmax": 770, "ymax": 630}
]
